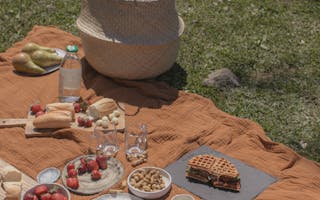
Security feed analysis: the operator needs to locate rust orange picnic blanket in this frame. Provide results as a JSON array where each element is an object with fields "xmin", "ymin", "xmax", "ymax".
[{"xmin": 0, "ymin": 26, "xmax": 319, "ymax": 199}]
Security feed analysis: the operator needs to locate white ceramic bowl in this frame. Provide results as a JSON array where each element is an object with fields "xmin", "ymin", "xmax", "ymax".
[
  {"xmin": 171, "ymin": 194, "xmax": 195, "ymax": 200},
  {"xmin": 127, "ymin": 166, "xmax": 172, "ymax": 199},
  {"xmin": 22, "ymin": 183, "xmax": 71, "ymax": 200}
]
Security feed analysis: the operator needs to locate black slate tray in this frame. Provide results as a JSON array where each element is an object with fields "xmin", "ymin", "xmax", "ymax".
[{"xmin": 165, "ymin": 146, "xmax": 277, "ymax": 200}]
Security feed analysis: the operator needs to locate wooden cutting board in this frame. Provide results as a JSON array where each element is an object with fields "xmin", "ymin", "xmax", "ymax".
[
  {"xmin": 0, "ymin": 159, "xmax": 37, "ymax": 199},
  {"xmin": 0, "ymin": 104, "xmax": 125, "ymax": 138}
]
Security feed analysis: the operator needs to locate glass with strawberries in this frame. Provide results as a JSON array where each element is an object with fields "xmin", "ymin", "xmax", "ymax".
[{"xmin": 93, "ymin": 126, "xmax": 119, "ymax": 157}]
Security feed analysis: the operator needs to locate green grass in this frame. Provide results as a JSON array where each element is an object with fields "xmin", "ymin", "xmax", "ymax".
[{"xmin": 1, "ymin": 0, "xmax": 320, "ymax": 162}]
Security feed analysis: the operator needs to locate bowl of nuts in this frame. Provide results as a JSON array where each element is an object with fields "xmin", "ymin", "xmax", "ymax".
[{"xmin": 127, "ymin": 167, "xmax": 172, "ymax": 199}]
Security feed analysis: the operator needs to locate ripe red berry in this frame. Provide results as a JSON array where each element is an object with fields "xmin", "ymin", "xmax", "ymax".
[
  {"xmin": 77, "ymin": 116, "xmax": 85, "ymax": 127},
  {"xmin": 84, "ymin": 119, "xmax": 93, "ymax": 128},
  {"xmin": 74, "ymin": 103, "xmax": 81, "ymax": 113},
  {"xmin": 31, "ymin": 104, "xmax": 42, "ymax": 115},
  {"xmin": 91, "ymin": 169, "xmax": 101, "ymax": 180}
]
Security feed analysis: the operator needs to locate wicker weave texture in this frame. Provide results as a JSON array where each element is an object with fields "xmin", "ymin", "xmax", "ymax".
[
  {"xmin": 77, "ymin": 0, "xmax": 184, "ymax": 45},
  {"xmin": 80, "ymin": 30, "xmax": 180, "ymax": 80}
]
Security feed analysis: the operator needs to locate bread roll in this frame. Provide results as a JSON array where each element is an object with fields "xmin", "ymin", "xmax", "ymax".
[
  {"xmin": 33, "ymin": 110, "xmax": 72, "ymax": 129},
  {"xmin": 86, "ymin": 98, "xmax": 117, "ymax": 120},
  {"xmin": 46, "ymin": 102, "xmax": 75, "ymax": 119}
]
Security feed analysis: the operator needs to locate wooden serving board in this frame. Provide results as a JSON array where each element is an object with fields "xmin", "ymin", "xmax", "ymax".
[
  {"xmin": 24, "ymin": 104, "xmax": 125, "ymax": 138},
  {"xmin": 61, "ymin": 155, "xmax": 124, "ymax": 195},
  {"xmin": 0, "ymin": 159, "xmax": 37, "ymax": 199},
  {"xmin": 0, "ymin": 118, "xmax": 29, "ymax": 128}
]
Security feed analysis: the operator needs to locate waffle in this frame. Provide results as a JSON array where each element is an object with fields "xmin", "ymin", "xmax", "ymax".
[
  {"xmin": 188, "ymin": 154, "xmax": 239, "ymax": 178},
  {"xmin": 187, "ymin": 154, "xmax": 241, "ymax": 192}
]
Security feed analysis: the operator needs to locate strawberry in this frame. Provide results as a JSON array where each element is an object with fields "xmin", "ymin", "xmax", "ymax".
[
  {"xmin": 96, "ymin": 155, "xmax": 108, "ymax": 170},
  {"xmin": 91, "ymin": 169, "xmax": 101, "ymax": 180},
  {"xmin": 24, "ymin": 193, "xmax": 38, "ymax": 200},
  {"xmin": 67, "ymin": 168, "xmax": 78, "ymax": 177},
  {"xmin": 77, "ymin": 163, "xmax": 87, "ymax": 175},
  {"xmin": 35, "ymin": 111, "xmax": 45, "ymax": 118},
  {"xmin": 74, "ymin": 103, "xmax": 81, "ymax": 113},
  {"xmin": 40, "ymin": 193, "xmax": 51, "ymax": 200},
  {"xmin": 80, "ymin": 157, "xmax": 86, "ymax": 164},
  {"xmin": 87, "ymin": 159, "xmax": 99, "ymax": 172},
  {"xmin": 77, "ymin": 116, "xmax": 85, "ymax": 127},
  {"xmin": 51, "ymin": 192, "xmax": 67, "ymax": 200},
  {"xmin": 31, "ymin": 104, "xmax": 42, "ymax": 115},
  {"xmin": 66, "ymin": 177, "xmax": 79, "ymax": 189},
  {"xmin": 34, "ymin": 185, "xmax": 48, "ymax": 197},
  {"xmin": 67, "ymin": 163, "xmax": 75, "ymax": 171},
  {"xmin": 84, "ymin": 119, "xmax": 93, "ymax": 128}
]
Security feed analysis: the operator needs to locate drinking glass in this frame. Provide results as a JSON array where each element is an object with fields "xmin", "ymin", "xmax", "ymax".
[
  {"xmin": 93, "ymin": 126, "xmax": 119, "ymax": 157},
  {"xmin": 125, "ymin": 123, "xmax": 147, "ymax": 157}
]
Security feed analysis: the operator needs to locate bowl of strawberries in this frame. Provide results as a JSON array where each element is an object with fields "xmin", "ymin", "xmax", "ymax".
[
  {"xmin": 23, "ymin": 183, "xmax": 70, "ymax": 200},
  {"xmin": 62, "ymin": 154, "xmax": 124, "ymax": 195}
]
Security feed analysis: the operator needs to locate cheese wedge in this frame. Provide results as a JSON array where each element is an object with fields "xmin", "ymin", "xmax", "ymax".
[
  {"xmin": 1, "ymin": 166, "xmax": 21, "ymax": 182},
  {"xmin": 3, "ymin": 181, "xmax": 22, "ymax": 200}
]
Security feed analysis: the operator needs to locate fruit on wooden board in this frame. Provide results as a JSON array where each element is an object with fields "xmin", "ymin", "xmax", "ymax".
[
  {"xmin": 73, "ymin": 103, "xmax": 81, "ymax": 113},
  {"xmin": 21, "ymin": 42, "xmax": 56, "ymax": 54},
  {"xmin": 12, "ymin": 53, "xmax": 46, "ymax": 74},
  {"xmin": 31, "ymin": 50, "xmax": 62, "ymax": 67},
  {"xmin": 31, "ymin": 103, "xmax": 43, "ymax": 115}
]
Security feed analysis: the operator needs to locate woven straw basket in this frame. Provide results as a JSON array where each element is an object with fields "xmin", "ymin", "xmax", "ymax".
[{"xmin": 77, "ymin": 0, "xmax": 185, "ymax": 80}]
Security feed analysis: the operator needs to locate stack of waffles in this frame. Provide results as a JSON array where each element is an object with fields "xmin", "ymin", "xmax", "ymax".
[{"xmin": 186, "ymin": 154, "xmax": 241, "ymax": 192}]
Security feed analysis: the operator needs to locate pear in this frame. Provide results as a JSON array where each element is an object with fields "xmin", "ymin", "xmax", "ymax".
[
  {"xmin": 12, "ymin": 53, "xmax": 46, "ymax": 74},
  {"xmin": 31, "ymin": 50, "xmax": 62, "ymax": 67},
  {"xmin": 21, "ymin": 42, "xmax": 56, "ymax": 54}
]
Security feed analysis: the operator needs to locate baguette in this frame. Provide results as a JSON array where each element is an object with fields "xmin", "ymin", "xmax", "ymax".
[
  {"xmin": 86, "ymin": 98, "xmax": 117, "ymax": 120},
  {"xmin": 46, "ymin": 102, "xmax": 75, "ymax": 120},
  {"xmin": 33, "ymin": 110, "xmax": 72, "ymax": 129}
]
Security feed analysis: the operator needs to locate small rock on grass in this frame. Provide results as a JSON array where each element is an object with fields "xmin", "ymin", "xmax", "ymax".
[{"xmin": 203, "ymin": 68, "xmax": 240, "ymax": 88}]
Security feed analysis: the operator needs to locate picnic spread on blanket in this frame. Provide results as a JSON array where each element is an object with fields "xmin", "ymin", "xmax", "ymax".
[{"xmin": 0, "ymin": 0, "xmax": 320, "ymax": 200}]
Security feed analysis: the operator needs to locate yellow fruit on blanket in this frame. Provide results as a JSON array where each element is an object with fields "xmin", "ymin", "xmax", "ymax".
[
  {"xmin": 12, "ymin": 53, "xmax": 45, "ymax": 74},
  {"xmin": 21, "ymin": 42, "xmax": 55, "ymax": 54},
  {"xmin": 31, "ymin": 50, "xmax": 62, "ymax": 67}
]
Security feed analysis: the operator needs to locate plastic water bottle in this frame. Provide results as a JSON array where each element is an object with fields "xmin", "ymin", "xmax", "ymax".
[{"xmin": 58, "ymin": 45, "xmax": 82, "ymax": 103}]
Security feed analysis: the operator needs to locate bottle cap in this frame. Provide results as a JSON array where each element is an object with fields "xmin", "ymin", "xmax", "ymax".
[{"xmin": 66, "ymin": 45, "xmax": 78, "ymax": 53}]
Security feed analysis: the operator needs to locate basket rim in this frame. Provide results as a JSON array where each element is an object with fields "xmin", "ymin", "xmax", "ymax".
[{"xmin": 77, "ymin": 16, "xmax": 184, "ymax": 46}]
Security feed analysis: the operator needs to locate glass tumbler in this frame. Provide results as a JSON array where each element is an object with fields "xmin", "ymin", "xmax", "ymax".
[
  {"xmin": 93, "ymin": 126, "xmax": 119, "ymax": 157},
  {"xmin": 125, "ymin": 124, "xmax": 147, "ymax": 157}
]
